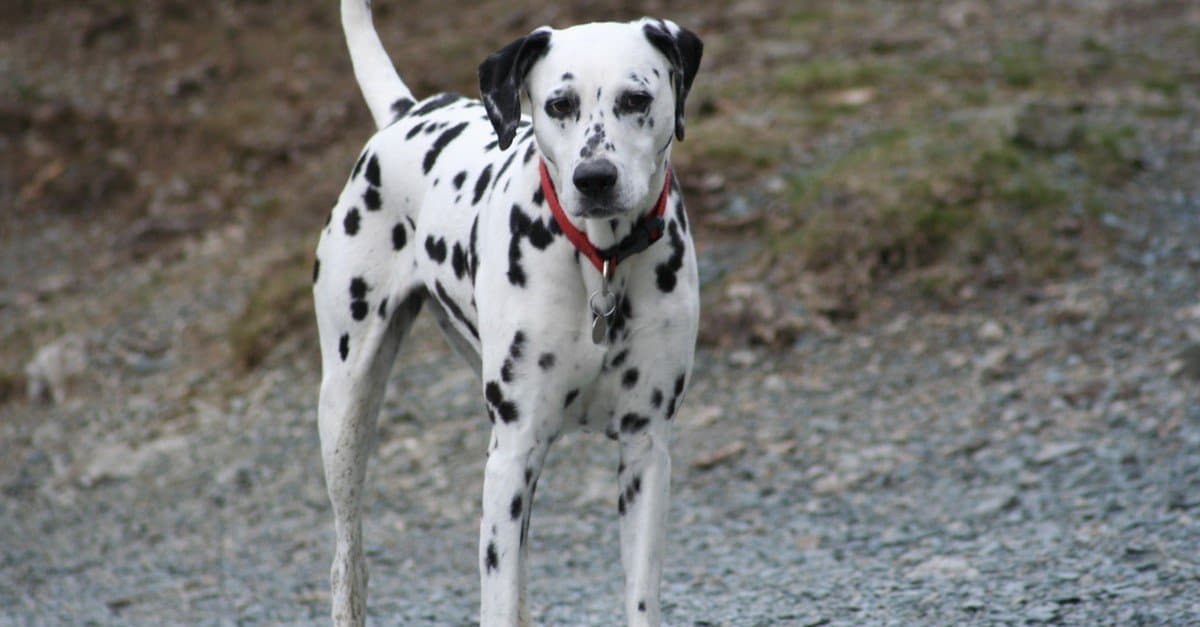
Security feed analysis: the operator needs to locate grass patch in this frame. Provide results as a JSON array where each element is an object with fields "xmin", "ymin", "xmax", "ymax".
[
  {"xmin": 771, "ymin": 58, "xmax": 888, "ymax": 94},
  {"xmin": 996, "ymin": 40, "xmax": 1047, "ymax": 88},
  {"xmin": 769, "ymin": 108, "xmax": 1129, "ymax": 307}
]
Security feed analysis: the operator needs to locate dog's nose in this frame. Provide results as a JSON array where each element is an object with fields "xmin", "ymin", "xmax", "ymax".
[{"xmin": 573, "ymin": 160, "xmax": 618, "ymax": 198}]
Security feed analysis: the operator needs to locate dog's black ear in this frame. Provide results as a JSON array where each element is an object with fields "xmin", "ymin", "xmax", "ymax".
[
  {"xmin": 642, "ymin": 19, "xmax": 703, "ymax": 141},
  {"xmin": 479, "ymin": 29, "xmax": 552, "ymax": 150}
]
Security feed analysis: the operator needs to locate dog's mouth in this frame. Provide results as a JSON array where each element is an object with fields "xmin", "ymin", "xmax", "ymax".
[{"xmin": 574, "ymin": 202, "xmax": 626, "ymax": 219}]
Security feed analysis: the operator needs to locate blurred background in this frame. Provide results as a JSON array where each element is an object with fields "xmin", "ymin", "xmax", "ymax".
[{"xmin": 2, "ymin": 1, "xmax": 1199, "ymax": 624}]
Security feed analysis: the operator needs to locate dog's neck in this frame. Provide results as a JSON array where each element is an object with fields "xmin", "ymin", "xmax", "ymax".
[{"xmin": 546, "ymin": 160, "xmax": 671, "ymax": 254}]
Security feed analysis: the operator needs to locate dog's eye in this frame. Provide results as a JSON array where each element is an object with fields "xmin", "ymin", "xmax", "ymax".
[
  {"xmin": 545, "ymin": 96, "xmax": 577, "ymax": 118},
  {"xmin": 617, "ymin": 92, "xmax": 653, "ymax": 113}
]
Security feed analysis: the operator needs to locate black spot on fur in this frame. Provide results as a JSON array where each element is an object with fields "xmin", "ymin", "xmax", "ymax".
[
  {"xmin": 351, "ymin": 151, "xmax": 368, "ymax": 180},
  {"xmin": 510, "ymin": 494, "xmax": 523, "ymax": 520},
  {"xmin": 485, "ymin": 541, "xmax": 499, "ymax": 573},
  {"xmin": 473, "ymin": 164, "xmax": 493, "ymax": 205},
  {"xmin": 497, "ymin": 399, "xmax": 517, "ymax": 423},
  {"xmin": 312, "ymin": 258, "xmax": 320, "ymax": 284},
  {"xmin": 392, "ymin": 223, "xmax": 407, "ymax": 250},
  {"xmin": 620, "ymin": 413, "xmax": 650, "ymax": 434},
  {"xmin": 538, "ymin": 353, "xmax": 555, "ymax": 370},
  {"xmin": 666, "ymin": 373, "xmax": 686, "ymax": 418},
  {"xmin": 508, "ymin": 330, "xmax": 526, "ymax": 361},
  {"xmin": 343, "ymin": 208, "xmax": 360, "ymax": 235},
  {"xmin": 532, "ymin": 186, "xmax": 544, "ymax": 206},
  {"xmin": 485, "ymin": 381, "xmax": 503, "ymax": 407},
  {"xmin": 349, "ymin": 277, "xmax": 370, "ymax": 321},
  {"xmin": 500, "ymin": 330, "xmax": 525, "ymax": 382},
  {"xmin": 564, "ymin": 389, "xmax": 579, "ymax": 408},
  {"xmin": 338, "ymin": 334, "xmax": 349, "ymax": 361},
  {"xmin": 423, "ymin": 121, "xmax": 469, "ymax": 174},
  {"xmin": 406, "ymin": 122, "xmax": 426, "ymax": 139},
  {"xmin": 425, "ymin": 236, "xmax": 447, "ymax": 263},
  {"xmin": 622, "ymin": 368, "xmax": 640, "ymax": 389},
  {"xmin": 624, "ymin": 475, "xmax": 642, "ymax": 509},
  {"xmin": 365, "ymin": 154, "xmax": 381, "ymax": 187},
  {"xmin": 524, "ymin": 141, "xmax": 537, "ymax": 164},
  {"xmin": 610, "ymin": 349, "xmax": 629, "ymax": 369},
  {"xmin": 507, "ymin": 205, "xmax": 529, "ymax": 287},
  {"xmin": 484, "ymin": 379, "xmax": 518, "ymax": 423},
  {"xmin": 453, "ymin": 170, "xmax": 467, "ymax": 189},
  {"xmin": 528, "ymin": 217, "xmax": 557, "ymax": 249},
  {"xmin": 494, "ymin": 150, "xmax": 518, "ymax": 187},
  {"xmin": 451, "ymin": 243, "xmax": 469, "ymax": 280},
  {"xmin": 362, "ymin": 186, "xmax": 381, "ymax": 211},
  {"xmin": 650, "ymin": 388, "xmax": 663, "ymax": 409},
  {"xmin": 378, "ymin": 297, "xmax": 388, "ymax": 319},
  {"xmin": 655, "ymin": 221, "xmax": 686, "ymax": 293},
  {"xmin": 410, "ymin": 92, "xmax": 462, "ymax": 117},
  {"xmin": 618, "ymin": 493, "xmax": 626, "ymax": 515},
  {"xmin": 433, "ymin": 281, "xmax": 478, "ymax": 339},
  {"xmin": 390, "ymin": 97, "xmax": 415, "ymax": 118},
  {"xmin": 468, "ymin": 216, "xmax": 480, "ymax": 281},
  {"xmin": 638, "ymin": 601, "xmax": 646, "ymax": 612},
  {"xmin": 483, "ymin": 139, "xmax": 499, "ymax": 151}
]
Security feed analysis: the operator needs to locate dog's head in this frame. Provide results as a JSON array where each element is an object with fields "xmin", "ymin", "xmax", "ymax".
[{"xmin": 479, "ymin": 19, "xmax": 702, "ymax": 219}]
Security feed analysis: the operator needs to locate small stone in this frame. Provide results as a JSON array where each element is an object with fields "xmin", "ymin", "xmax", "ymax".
[
  {"xmin": 826, "ymin": 87, "xmax": 875, "ymax": 107},
  {"xmin": 691, "ymin": 442, "xmax": 746, "ymax": 470},
  {"xmin": 1032, "ymin": 441, "xmax": 1086, "ymax": 465},
  {"xmin": 699, "ymin": 172, "xmax": 726, "ymax": 192},
  {"xmin": 729, "ymin": 350, "xmax": 759, "ymax": 367},
  {"xmin": 79, "ymin": 435, "xmax": 189, "ymax": 487},
  {"xmin": 978, "ymin": 319, "xmax": 1005, "ymax": 342},
  {"xmin": 25, "ymin": 334, "xmax": 87, "ymax": 404},
  {"xmin": 973, "ymin": 486, "xmax": 1019, "ymax": 516},
  {"xmin": 978, "ymin": 347, "xmax": 1012, "ymax": 381},
  {"xmin": 1025, "ymin": 603, "xmax": 1059, "ymax": 623},
  {"xmin": 906, "ymin": 555, "xmax": 980, "ymax": 581}
]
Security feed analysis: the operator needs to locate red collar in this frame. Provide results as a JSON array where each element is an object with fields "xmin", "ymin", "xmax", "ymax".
[{"xmin": 539, "ymin": 158, "xmax": 672, "ymax": 274}]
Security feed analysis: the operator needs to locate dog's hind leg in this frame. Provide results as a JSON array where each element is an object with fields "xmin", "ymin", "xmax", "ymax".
[
  {"xmin": 313, "ymin": 144, "xmax": 426, "ymax": 624},
  {"xmin": 316, "ymin": 287, "xmax": 422, "ymax": 626}
]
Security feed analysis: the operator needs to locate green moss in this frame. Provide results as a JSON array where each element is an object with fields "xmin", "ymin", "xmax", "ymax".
[
  {"xmin": 996, "ymin": 41, "xmax": 1046, "ymax": 88},
  {"xmin": 772, "ymin": 58, "xmax": 887, "ymax": 94}
]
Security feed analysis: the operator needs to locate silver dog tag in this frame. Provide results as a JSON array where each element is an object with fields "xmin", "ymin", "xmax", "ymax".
[
  {"xmin": 589, "ymin": 261, "xmax": 617, "ymax": 345},
  {"xmin": 591, "ymin": 313, "xmax": 609, "ymax": 344},
  {"xmin": 589, "ymin": 289, "xmax": 616, "ymax": 345}
]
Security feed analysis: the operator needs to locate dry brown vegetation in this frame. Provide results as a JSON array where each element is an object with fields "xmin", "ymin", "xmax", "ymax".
[{"xmin": 2, "ymin": 0, "xmax": 1197, "ymax": 373}]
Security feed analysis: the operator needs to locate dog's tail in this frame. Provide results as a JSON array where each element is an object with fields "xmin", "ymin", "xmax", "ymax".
[{"xmin": 342, "ymin": 0, "xmax": 414, "ymax": 130}]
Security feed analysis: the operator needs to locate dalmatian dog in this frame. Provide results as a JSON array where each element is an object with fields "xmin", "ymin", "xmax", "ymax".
[{"xmin": 313, "ymin": 1, "xmax": 701, "ymax": 624}]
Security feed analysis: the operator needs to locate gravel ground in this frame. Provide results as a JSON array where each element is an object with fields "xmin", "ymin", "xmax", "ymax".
[
  {"xmin": 3, "ymin": 4, "xmax": 1200, "ymax": 621},
  {"xmin": 3, "ymin": 177, "xmax": 1199, "ymax": 626}
]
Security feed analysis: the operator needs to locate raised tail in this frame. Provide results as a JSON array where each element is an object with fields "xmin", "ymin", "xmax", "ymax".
[{"xmin": 341, "ymin": 0, "xmax": 414, "ymax": 129}]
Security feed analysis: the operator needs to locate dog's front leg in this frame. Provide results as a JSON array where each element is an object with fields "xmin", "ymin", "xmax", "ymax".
[
  {"xmin": 479, "ymin": 424, "xmax": 548, "ymax": 627},
  {"xmin": 477, "ymin": 332, "xmax": 563, "ymax": 627},
  {"xmin": 617, "ymin": 419, "xmax": 673, "ymax": 627}
]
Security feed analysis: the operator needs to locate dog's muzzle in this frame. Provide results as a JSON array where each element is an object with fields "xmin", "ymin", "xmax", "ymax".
[{"xmin": 573, "ymin": 159, "xmax": 619, "ymax": 214}]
